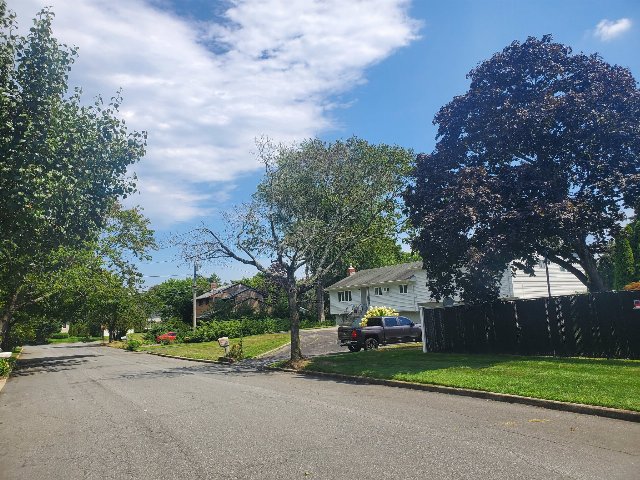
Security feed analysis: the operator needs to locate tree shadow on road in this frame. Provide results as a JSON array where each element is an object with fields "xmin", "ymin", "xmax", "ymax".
[
  {"xmin": 12, "ymin": 354, "xmax": 98, "ymax": 376},
  {"xmin": 117, "ymin": 359, "xmax": 281, "ymax": 381}
]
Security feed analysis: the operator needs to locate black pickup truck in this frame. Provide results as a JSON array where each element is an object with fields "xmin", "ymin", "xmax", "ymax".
[{"xmin": 338, "ymin": 316, "xmax": 422, "ymax": 352}]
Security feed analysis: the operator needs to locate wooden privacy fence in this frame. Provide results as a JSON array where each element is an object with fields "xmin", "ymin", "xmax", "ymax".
[{"xmin": 422, "ymin": 291, "xmax": 640, "ymax": 359}]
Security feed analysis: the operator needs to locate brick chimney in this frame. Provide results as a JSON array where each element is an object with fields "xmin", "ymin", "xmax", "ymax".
[
  {"xmin": 347, "ymin": 265, "xmax": 356, "ymax": 276},
  {"xmin": 210, "ymin": 282, "xmax": 218, "ymax": 291}
]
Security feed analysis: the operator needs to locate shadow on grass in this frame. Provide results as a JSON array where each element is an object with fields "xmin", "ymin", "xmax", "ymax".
[{"xmin": 305, "ymin": 350, "xmax": 640, "ymax": 375}]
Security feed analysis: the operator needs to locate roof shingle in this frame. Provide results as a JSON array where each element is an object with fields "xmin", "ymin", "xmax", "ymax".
[{"xmin": 326, "ymin": 261, "xmax": 423, "ymax": 290}]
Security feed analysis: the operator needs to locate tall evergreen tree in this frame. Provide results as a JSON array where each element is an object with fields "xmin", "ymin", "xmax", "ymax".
[{"xmin": 613, "ymin": 230, "xmax": 635, "ymax": 290}]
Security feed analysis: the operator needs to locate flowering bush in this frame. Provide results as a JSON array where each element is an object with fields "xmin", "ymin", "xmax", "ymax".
[
  {"xmin": 623, "ymin": 282, "xmax": 640, "ymax": 291},
  {"xmin": 360, "ymin": 306, "xmax": 398, "ymax": 327}
]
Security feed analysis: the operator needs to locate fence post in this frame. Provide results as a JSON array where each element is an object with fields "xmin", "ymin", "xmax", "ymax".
[{"xmin": 421, "ymin": 307, "xmax": 427, "ymax": 353}]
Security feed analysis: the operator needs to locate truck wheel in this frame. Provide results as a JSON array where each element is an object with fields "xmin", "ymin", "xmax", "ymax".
[
  {"xmin": 347, "ymin": 345, "xmax": 361, "ymax": 352},
  {"xmin": 364, "ymin": 337, "xmax": 379, "ymax": 350}
]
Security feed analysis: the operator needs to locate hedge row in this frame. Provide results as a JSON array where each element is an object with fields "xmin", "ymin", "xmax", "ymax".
[{"xmin": 144, "ymin": 317, "xmax": 334, "ymax": 344}]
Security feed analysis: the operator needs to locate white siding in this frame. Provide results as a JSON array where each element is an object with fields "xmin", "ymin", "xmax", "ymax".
[
  {"xmin": 329, "ymin": 260, "xmax": 587, "ymax": 321},
  {"xmin": 329, "ymin": 290, "xmax": 361, "ymax": 316},
  {"xmin": 368, "ymin": 281, "xmax": 417, "ymax": 312},
  {"xmin": 510, "ymin": 262, "xmax": 587, "ymax": 299},
  {"xmin": 498, "ymin": 270, "xmax": 514, "ymax": 298}
]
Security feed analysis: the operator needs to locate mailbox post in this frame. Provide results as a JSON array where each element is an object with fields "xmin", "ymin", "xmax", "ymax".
[{"xmin": 217, "ymin": 336, "xmax": 230, "ymax": 356}]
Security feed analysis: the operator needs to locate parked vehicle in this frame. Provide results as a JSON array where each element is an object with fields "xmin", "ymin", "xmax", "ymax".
[
  {"xmin": 337, "ymin": 316, "xmax": 422, "ymax": 352},
  {"xmin": 156, "ymin": 331, "xmax": 178, "ymax": 343}
]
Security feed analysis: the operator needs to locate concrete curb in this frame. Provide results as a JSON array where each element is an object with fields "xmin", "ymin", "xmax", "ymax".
[
  {"xmin": 267, "ymin": 366, "xmax": 640, "ymax": 423},
  {"xmin": 145, "ymin": 351, "xmax": 224, "ymax": 364}
]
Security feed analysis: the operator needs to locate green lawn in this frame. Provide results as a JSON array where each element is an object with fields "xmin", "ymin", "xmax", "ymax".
[
  {"xmin": 303, "ymin": 347, "xmax": 640, "ymax": 412},
  {"xmin": 140, "ymin": 332, "xmax": 291, "ymax": 360},
  {"xmin": 47, "ymin": 336, "xmax": 105, "ymax": 344}
]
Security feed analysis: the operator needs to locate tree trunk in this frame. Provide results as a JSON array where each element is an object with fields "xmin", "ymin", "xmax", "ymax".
[
  {"xmin": 0, "ymin": 292, "xmax": 19, "ymax": 350},
  {"xmin": 316, "ymin": 281, "xmax": 325, "ymax": 323},
  {"xmin": 287, "ymin": 286, "xmax": 303, "ymax": 361},
  {"xmin": 576, "ymin": 242, "xmax": 606, "ymax": 292}
]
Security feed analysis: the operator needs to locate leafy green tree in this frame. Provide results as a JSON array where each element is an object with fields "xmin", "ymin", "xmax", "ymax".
[
  {"xmin": 186, "ymin": 136, "xmax": 412, "ymax": 361},
  {"xmin": 1, "ymin": 205, "xmax": 156, "ymax": 347},
  {"xmin": 0, "ymin": 4, "xmax": 146, "ymax": 347},
  {"xmin": 613, "ymin": 227, "xmax": 635, "ymax": 290},
  {"xmin": 86, "ymin": 270, "xmax": 146, "ymax": 342},
  {"xmin": 405, "ymin": 35, "xmax": 640, "ymax": 303},
  {"xmin": 146, "ymin": 276, "xmax": 216, "ymax": 324},
  {"xmin": 238, "ymin": 272, "xmax": 289, "ymax": 318}
]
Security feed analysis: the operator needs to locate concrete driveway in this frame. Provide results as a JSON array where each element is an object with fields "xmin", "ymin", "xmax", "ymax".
[{"xmin": 258, "ymin": 326, "xmax": 342, "ymax": 361}]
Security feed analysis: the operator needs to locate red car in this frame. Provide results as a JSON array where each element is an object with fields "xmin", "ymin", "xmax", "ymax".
[{"xmin": 156, "ymin": 331, "xmax": 177, "ymax": 343}]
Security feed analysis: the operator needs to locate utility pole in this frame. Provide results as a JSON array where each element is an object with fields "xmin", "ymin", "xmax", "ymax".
[{"xmin": 192, "ymin": 262, "xmax": 197, "ymax": 332}]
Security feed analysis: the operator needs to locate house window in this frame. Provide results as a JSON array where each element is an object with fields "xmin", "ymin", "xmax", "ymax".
[
  {"xmin": 338, "ymin": 291, "xmax": 352, "ymax": 302},
  {"xmin": 374, "ymin": 287, "xmax": 383, "ymax": 296},
  {"xmin": 399, "ymin": 284, "xmax": 408, "ymax": 294}
]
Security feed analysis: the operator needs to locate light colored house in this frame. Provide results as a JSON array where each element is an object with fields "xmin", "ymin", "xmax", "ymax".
[{"xmin": 326, "ymin": 260, "xmax": 587, "ymax": 325}]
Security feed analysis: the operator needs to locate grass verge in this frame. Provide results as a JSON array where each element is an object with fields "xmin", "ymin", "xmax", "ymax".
[
  {"xmin": 47, "ymin": 336, "xmax": 105, "ymax": 344},
  {"xmin": 138, "ymin": 332, "xmax": 291, "ymax": 360},
  {"xmin": 302, "ymin": 347, "xmax": 640, "ymax": 412}
]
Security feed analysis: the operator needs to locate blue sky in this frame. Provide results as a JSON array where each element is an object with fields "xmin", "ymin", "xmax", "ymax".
[{"xmin": 9, "ymin": 0, "xmax": 640, "ymax": 286}]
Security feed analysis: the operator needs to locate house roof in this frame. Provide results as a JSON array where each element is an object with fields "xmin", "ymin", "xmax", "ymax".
[
  {"xmin": 195, "ymin": 283, "xmax": 256, "ymax": 300},
  {"xmin": 326, "ymin": 261, "xmax": 423, "ymax": 291}
]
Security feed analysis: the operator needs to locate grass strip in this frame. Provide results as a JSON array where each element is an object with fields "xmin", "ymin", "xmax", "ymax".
[
  {"xmin": 139, "ymin": 332, "xmax": 290, "ymax": 360},
  {"xmin": 303, "ymin": 347, "xmax": 640, "ymax": 412},
  {"xmin": 47, "ymin": 336, "xmax": 105, "ymax": 344}
]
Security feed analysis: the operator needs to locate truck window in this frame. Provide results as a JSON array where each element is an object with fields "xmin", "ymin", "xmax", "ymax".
[
  {"xmin": 384, "ymin": 317, "xmax": 398, "ymax": 327},
  {"xmin": 367, "ymin": 318, "xmax": 383, "ymax": 327},
  {"xmin": 397, "ymin": 317, "xmax": 412, "ymax": 326}
]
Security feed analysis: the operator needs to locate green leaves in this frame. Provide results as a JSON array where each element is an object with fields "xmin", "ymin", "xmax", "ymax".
[
  {"xmin": 0, "ymin": 4, "xmax": 148, "ymax": 347},
  {"xmin": 406, "ymin": 35, "xmax": 640, "ymax": 301}
]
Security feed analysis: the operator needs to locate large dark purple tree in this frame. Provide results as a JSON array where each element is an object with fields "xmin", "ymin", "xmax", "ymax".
[{"xmin": 405, "ymin": 35, "xmax": 640, "ymax": 303}]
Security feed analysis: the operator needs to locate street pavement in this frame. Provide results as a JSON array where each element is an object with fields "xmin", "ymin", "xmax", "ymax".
[{"xmin": 0, "ymin": 343, "xmax": 638, "ymax": 480}]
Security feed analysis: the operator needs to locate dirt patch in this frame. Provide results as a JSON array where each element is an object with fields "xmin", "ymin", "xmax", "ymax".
[{"xmin": 281, "ymin": 358, "xmax": 311, "ymax": 370}]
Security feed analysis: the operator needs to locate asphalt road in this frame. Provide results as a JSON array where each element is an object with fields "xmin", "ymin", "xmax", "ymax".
[{"xmin": 1, "ymin": 343, "xmax": 639, "ymax": 480}]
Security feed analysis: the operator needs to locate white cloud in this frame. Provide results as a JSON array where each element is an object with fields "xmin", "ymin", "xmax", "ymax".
[
  {"xmin": 9, "ymin": 0, "xmax": 420, "ymax": 226},
  {"xmin": 594, "ymin": 18, "xmax": 632, "ymax": 41}
]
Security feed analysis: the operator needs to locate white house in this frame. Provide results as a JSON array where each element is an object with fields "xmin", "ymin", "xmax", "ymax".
[{"xmin": 326, "ymin": 260, "xmax": 587, "ymax": 325}]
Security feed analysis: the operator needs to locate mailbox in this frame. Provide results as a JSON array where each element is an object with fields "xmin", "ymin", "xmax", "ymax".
[{"xmin": 217, "ymin": 337, "xmax": 230, "ymax": 347}]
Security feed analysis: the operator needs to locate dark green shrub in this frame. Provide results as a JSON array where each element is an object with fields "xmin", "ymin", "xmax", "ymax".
[
  {"xmin": 183, "ymin": 317, "xmax": 331, "ymax": 343},
  {"xmin": 48, "ymin": 332, "xmax": 69, "ymax": 339},
  {"xmin": 125, "ymin": 339, "xmax": 142, "ymax": 351},
  {"xmin": 7, "ymin": 315, "xmax": 62, "ymax": 347},
  {"xmin": 69, "ymin": 322, "xmax": 90, "ymax": 338},
  {"xmin": 0, "ymin": 357, "xmax": 16, "ymax": 377},
  {"xmin": 227, "ymin": 343, "xmax": 243, "ymax": 360}
]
